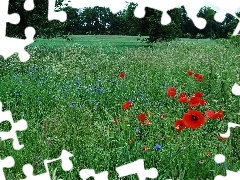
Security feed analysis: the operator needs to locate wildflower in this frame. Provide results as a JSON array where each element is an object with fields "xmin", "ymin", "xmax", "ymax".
[
  {"xmin": 174, "ymin": 119, "xmax": 186, "ymax": 132},
  {"xmin": 136, "ymin": 127, "xmax": 140, "ymax": 134},
  {"xmin": 160, "ymin": 114, "xmax": 165, "ymax": 119},
  {"xmin": 143, "ymin": 145, "xmax": 150, "ymax": 151},
  {"xmin": 182, "ymin": 110, "xmax": 205, "ymax": 129},
  {"xmin": 218, "ymin": 135, "xmax": 228, "ymax": 141},
  {"xmin": 153, "ymin": 144, "xmax": 162, "ymax": 150},
  {"xmin": 187, "ymin": 70, "xmax": 193, "ymax": 76},
  {"xmin": 200, "ymin": 99, "xmax": 207, "ymax": 105},
  {"xmin": 144, "ymin": 120, "xmax": 151, "ymax": 125},
  {"xmin": 197, "ymin": 74, "xmax": 203, "ymax": 82},
  {"xmin": 205, "ymin": 152, "xmax": 211, "ymax": 157},
  {"xmin": 70, "ymin": 103, "xmax": 76, "ymax": 108},
  {"xmin": 179, "ymin": 92, "xmax": 188, "ymax": 103},
  {"xmin": 167, "ymin": 87, "xmax": 176, "ymax": 98},
  {"xmin": 129, "ymin": 138, "xmax": 134, "ymax": 145},
  {"xmin": 189, "ymin": 96, "xmax": 201, "ymax": 107},
  {"xmin": 199, "ymin": 160, "xmax": 204, "ymax": 164},
  {"xmin": 138, "ymin": 113, "xmax": 147, "ymax": 124},
  {"xmin": 113, "ymin": 119, "xmax": 118, "ymax": 123},
  {"xmin": 194, "ymin": 73, "xmax": 200, "ymax": 79},
  {"xmin": 194, "ymin": 91, "xmax": 202, "ymax": 98},
  {"xmin": 129, "ymin": 98, "xmax": 134, "ymax": 103},
  {"xmin": 119, "ymin": 72, "xmax": 125, "ymax": 78},
  {"xmin": 122, "ymin": 101, "xmax": 132, "ymax": 110},
  {"xmin": 205, "ymin": 110, "xmax": 224, "ymax": 119}
]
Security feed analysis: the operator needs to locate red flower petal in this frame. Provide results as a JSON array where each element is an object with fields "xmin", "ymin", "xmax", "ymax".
[
  {"xmin": 189, "ymin": 96, "xmax": 200, "ymax": 107},
  {"xmin": 182, "ymin": 110, "xmax": 205, "ymax": 129},
  {"xmin": 119, "ymin": 72, "xmax": 125, "ymax": 78},
  {"xmin": 174, "ymin": 119, "xmax": 186, "ymax": 132},
  {"xmin": 194, "ymin": 91, "xmax": 202, "ymax": 98},
  {"xmin": 187, "ymin": 70, "xmax": 193, "ymax": 76},
  {"xmin": 205, "ymin": 110, "xmax": 215, "ymax": 118},
  {"xmin": 138, "ymin": 113, "xmax": 147, "ymax": 123},
  {"xmin": 197, "ymin": 74, "xmax": 203, "ymax": 82},
  {"xmin": 122, "ymin": 101, "xmax": 132, "ymax": 110}
]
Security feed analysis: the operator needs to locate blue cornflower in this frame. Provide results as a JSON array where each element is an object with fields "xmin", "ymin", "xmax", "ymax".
[
  {"xmin": 154, "ymin": 144, "xmax": 162, "ymax": 151},
  {"xmin": 29, "ymin": 72, "xmax": 34, "ymax": 77},
  {"xmin": 76, "ymin": 87, "xmax": 80, "ymax": 91},
  {"xmin": 136, "ymin": 127, "xmax": 140, "ymax": 133},
  {"xmin": 129, "ymin": 98, "xmax": 134, "ymax": 103},
  {"xmin": 75, "ymin": 81, "xmax": 80, "ymax": 85},
  {"xmin": 70, "ymin": 103, "xmax": 76, "ymax": 108},
  {"xmin": 157, "ymin": 101, "xmax": 162, "ymax": 106},
  {"xmin": 99, "ymin": 89, "xmax": 104, "ymax": 93},
  {"xmin": 14, "ymin": 91, "xmax": 19, "ymax": 96}
]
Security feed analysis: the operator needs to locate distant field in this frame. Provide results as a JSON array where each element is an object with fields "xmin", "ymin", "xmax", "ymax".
[
  {"xmin": 1, "ymin": 35, "xmax": 239, "ymax": 179},
  {"xmin": 32, "ymin": 35, "xmax": 217, "ymax": 48}
]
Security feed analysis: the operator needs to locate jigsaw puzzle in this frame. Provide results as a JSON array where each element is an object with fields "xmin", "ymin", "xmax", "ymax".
[{"xmin": 1, "ymin": 0, "xmax": 240, "ymax": 179}]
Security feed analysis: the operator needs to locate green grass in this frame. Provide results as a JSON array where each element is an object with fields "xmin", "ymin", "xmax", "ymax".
[
  {"xmin": 31, "ymin": 35, "xmax": 150, "ymax": 49},
  {"xmin": 1, "ymin": 36, "xmax": 240, "ymax": 179}
]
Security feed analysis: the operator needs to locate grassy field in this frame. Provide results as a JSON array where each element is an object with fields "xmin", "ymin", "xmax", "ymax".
[{"xmin": 0, "ymin": 35, "xmax": 240, "ymax": 179}]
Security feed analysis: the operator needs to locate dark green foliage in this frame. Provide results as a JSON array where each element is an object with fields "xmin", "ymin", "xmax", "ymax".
[{"xmin": 5, "ymin": 1, "xmax": 240, "ymax": 42}]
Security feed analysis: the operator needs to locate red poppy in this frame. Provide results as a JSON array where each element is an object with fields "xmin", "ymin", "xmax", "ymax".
[
  {"xmin": 187, "ymin": 70, "xmax": 193, "ymax": 76},
  {"xmin": 119, "ymin": 72, "xmax": 125, "ymax": 78},
  {"xmin": 138, "ymin": 113, "xmax": 147, "ymax": 124},
  {"xmin": 182, "ymin": 110, "xmax": 205, "ymax": 129},
  {"xmin": 194, "ymin": 91, "xmax": 202, "ymax": 98},
  {"xmin": 189, "ymin": 96, "xmax": 201, "ymax": 107},
  {"xmin": 167, "ymin": 87, "xmax": 176, "ymax": 98},
  {"xmin": 197, "ymin": 74, "xmax": 203, "ymax": 82},
  {"xmin": 205, "ymin": 110, "xmax": 224, "ymax": 119},
  {"xmin": 122, "ymin": 101, "xmax": 132, "ymax": 110},
  {"xmin": 174, "ymin": 119, "xmax": 186, "ymax": 132},
  {"xmin": 179, "ymin": 92, "xmax": 188, "ymax": 103},
  {"xmin": 194, "ymin": 73, "xmax": 200, "ymax": 79},
  {"xmin": 113, "ymin": 119, "xmax": 118, "ymax": 123},
  {"xmin": 200, "ymin": 99, "xmax": 207, "ymax": 105}
]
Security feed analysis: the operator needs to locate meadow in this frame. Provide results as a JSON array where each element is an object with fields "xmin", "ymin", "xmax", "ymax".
[{"xmin": 0, "ymin": 35, "xmax": 240, "ymax": 179}]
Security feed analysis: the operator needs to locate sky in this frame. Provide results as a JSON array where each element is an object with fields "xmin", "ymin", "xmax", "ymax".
[
  {"xmin": 66, "ymin": 0, "xmax": 220, "ymax": 11},
  {"xmin": 64, "ymin": 0, "xmax": 240, "ymax": 13}
]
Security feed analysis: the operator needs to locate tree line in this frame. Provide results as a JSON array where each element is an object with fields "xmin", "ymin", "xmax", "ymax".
[{"xmin": 7, "ymin": 1, "xmax": 239, "ymax": 42}]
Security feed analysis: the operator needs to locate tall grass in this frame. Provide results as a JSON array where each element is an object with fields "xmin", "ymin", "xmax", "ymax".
[{"xmin": 0, "ymin": 39, "xmax": 240, "ymax": 179}]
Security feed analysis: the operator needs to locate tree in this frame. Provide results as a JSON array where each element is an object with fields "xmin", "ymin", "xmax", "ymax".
[{"xmin": 7, "ymin": 0, "xmax": 68, "ymax": 38}]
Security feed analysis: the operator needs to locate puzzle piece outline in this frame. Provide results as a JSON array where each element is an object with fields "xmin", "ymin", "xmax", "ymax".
[
  {"xmin": 21, "ymin": 150, "xmax": 73, "ymax": 180},
  {"xmin": 0, "ymin": 0, "xmax": 67, "ymax": 62}
]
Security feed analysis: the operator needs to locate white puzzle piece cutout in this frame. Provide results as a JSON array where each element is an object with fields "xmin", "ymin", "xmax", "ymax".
[
  {"xmin": 0, "ymin": 102, "xmax": 28, "ymax": 150},
  {"xmin": 21, "ymin": 150, "xmax": 73, "ymax": 180}
]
